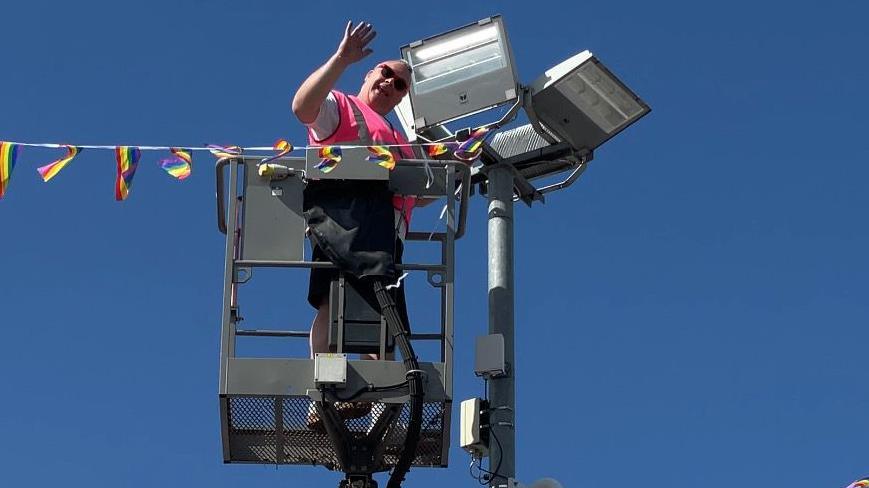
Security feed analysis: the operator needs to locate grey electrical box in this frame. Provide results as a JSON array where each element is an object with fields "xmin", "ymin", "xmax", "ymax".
[
  {"xmin": 400, "ymin": 16, "xmax": 519, "ymax": 129},
  {"xmin": 460, "ymin": 398, "xmax": 488, "ymax": 457},
  {"xmin": 313, "ymin": 353, "xmax": 348, "ymax": 386},
  {"xmin": 475, "ymin": 334, "xmax": 506, "ymax": 377}
]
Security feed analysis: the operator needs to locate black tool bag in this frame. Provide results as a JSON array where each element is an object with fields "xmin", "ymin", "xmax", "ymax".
[{"xmin": 304, "ymin": 179, "xmax": 399, "ymax": 281}]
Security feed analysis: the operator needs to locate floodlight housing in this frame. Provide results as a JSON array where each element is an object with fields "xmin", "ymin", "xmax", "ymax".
[
  {"xmin": 400, "ymin": 15, "xmax": 519, "ymax": 130},
  {"xmin": 393, "ymin": 96, "xmax": 418, "ymax": 142},
  {"xmin": 528, "ymin": 50, "xmax": 650, "ymax": 153}
]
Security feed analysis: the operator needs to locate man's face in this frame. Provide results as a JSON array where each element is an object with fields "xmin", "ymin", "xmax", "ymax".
[{"xmin": 359, "ymin": 61, "xmax": 412, "ymax": 115}]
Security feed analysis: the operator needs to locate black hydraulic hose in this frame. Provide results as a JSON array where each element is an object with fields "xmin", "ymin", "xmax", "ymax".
[{"xmin": 372, "ymin": 279, "xmax": 424, "ymax": 488}]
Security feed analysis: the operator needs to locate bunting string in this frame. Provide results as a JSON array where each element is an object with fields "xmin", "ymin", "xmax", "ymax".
[
  {"xmin": 385, "ymin": 272, "xmax": 409, "ymax": 290},
  {"xmin": 423, "ymin": 159, "xmax": 435, "ymax": 189},
  {"xmin": 1, "ymin": 136, "xmax": 488, "ymax": 155},
  {"xmin": 1, "ymin": 130, "xmax": 486, "ymax": 201},
  {"xmin": 207, "ymin": 144, "xmax": 242, "ymax": 158}
]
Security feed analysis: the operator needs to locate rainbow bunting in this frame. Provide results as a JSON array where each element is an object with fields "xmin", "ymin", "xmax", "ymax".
[
  {"xmin": 315, "ymin": 146, "xmax": 342, "ymax": 173},
  {"xmin": 0, "ymin": 142, "xmax": 20, "ymax": 199},
  {"xmin": 207, "ymin": 144, "xmax": 242, "ymax": 158},
  {"xmin": 454, "ymin": 127, "xmax": 491, "ymax": 161},
  {"xmin": 847, "ymin": 479, "xmax": 869, "ymax": 488},
  {"xmin": 366, "ymin": 145, "xmax": 396, "ymax": 170},
  {"xmin": 115, "ymin": 146, "xmax": 141, "ymax": 201},
  {"xmin": 37, "ymin": 145, "xmax": 81, "ymax": 182},
  {"xmin": 426, "ymin": 143, "xmax": 452, "ymax": 158},
  {"xmin": 160, "ymin": 148, "xmax": 193, "ymax": 180},
  {"xmin": 260, "ymin": 139, "xmax": 294, "ymax": 164}
]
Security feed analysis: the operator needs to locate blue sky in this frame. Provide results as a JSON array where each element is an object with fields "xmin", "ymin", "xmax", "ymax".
[{"xmin": 2, "ymin": 1, "xmax": 868, "ymax": 487}]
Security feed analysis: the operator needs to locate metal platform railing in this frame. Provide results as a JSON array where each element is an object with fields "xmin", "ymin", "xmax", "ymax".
[{"xmin": 215, "ymin": 155, "xmax": 469, "ymax": 471}]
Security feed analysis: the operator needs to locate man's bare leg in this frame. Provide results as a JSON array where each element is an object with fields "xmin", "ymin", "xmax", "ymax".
[
  {"xmin": 309, "ymin": 301, "xmax": 330, "ymax": 358},
  {"xmin": 308, "ymin": 299, "xmax": 372, "ymax": 427}
]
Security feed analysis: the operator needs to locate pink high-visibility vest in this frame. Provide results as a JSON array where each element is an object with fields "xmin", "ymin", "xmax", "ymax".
[{"xmin": 307, "ymin": 90, "xmax": 416, "ymax": 229}]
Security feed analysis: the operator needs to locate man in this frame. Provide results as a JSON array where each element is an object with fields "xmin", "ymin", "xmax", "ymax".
[{"xmin": 292, "ymin": 21, "xmax": 415, "ymax": 360}]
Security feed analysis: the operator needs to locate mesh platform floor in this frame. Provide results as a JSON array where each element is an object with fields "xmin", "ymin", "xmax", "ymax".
[{"xmin": 224, "ymin": 396, "xmax": 447, "ymax": 470}]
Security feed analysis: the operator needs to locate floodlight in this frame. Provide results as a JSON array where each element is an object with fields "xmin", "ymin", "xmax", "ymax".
[
  {"xmin": 400, "ymin": 15, "xmax": 519, "ymax": 130},
  {"xmin": 527, "ymin": 50, "xmax": 650, "ymax": 153},
  {"xmin": 394, "ymin": 94, "xmax": 454, "ymax": 143}
]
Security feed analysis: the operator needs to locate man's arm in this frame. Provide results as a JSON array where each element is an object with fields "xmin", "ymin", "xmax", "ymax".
[{"xmin": 292, "ymin": 21, "xmax": 376, "ymax": 124}]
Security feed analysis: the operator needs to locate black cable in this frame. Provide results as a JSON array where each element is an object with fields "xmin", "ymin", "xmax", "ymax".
[
  {"xmin": 482, "ymin": 379, "xmax": 505, "ymax": 481},
  {"xmin": 329, "ymin": 380, "xmax": 410, "ymax": 402},
  {"xmin": 374, "ymin": 384, "xmax": 410, "ymax": 392},
  {"xmin": 372, "ymin": 279, "xmax": 424, "ymax": 488},
  {"xmin": 491, "ymin": 424, "xmax": 503, "ymax": 479},
  {"xmin": 478, "ymin": 425, "xmax": 504, "ymax": 482},
  {"xmin": 469, "ymin": 457, "xmax": 489, "ymax": 486},
  {"xmin": 472, "ymin": 394, "xmax": 505, "ymax": 484},
  {"xmin": 469, "ymin": 461, "xmax": 478, "ymax": 483}
]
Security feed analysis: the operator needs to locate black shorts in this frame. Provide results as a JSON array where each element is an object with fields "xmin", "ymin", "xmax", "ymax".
[{"xmin": 307, "ymin": 239, "xmax": 411, "ymax": 331}]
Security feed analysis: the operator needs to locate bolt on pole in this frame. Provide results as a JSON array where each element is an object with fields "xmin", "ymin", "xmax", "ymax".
[{"xmin": 487, "ymin": 165, "xmax": 516, "ymax": 486}]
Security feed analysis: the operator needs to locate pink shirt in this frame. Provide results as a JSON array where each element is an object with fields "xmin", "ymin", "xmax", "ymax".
[{"xmin": 307, "ymin": 90, "xmax": 416, "ymax": 232}]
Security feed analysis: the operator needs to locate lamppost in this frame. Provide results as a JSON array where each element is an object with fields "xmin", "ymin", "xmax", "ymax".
[{"xmin": 397, "ymin": 15, "xmax": 650, "ymax": 488}]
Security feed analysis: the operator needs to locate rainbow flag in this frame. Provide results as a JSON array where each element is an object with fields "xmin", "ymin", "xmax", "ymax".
[
  {"xmin": 315, "ymin": 146, "xmax": 342, "ymax": 173},
  {"xmin": 366, "ymin": 145, "xmax": 396, "ymax": 170},
  {"xmin": 0, "ymin": 142, "xmax": 19, "ymax": 199},
  {"xmin": 160, "ymin": 148, "xmax": 193, "ymax": 180},
  {"xmin": 454, "ymin": 127, "xmax": 490, "ymax": 161},
  {"xmin": 115, "ymin": 146, "xmax": 141, "ymax": 201},
  {"xmin": 37, "ymin": 145, "xmax": 81, "ymax": 182},
  {"xmin": 426, "ymin": 143, "xmax": 451, "ymax": 157},
  {"xmin": 260, "ymin": 139, "xmax": 294, "ymax": 164}
]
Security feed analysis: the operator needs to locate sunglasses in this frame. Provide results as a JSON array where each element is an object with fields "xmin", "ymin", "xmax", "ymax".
[{"xmin": 379, "ymin": 65, "xmax": 409, "ymax": 92}]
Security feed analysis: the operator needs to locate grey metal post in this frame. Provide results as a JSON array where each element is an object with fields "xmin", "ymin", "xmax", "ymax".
[
  {"xmin": 487, "ymin": 164, "xmax": 515, "ymax": 485},
  {"xmin": 219, "ymin": 159, "xmax": 239, "ymax": 393}
]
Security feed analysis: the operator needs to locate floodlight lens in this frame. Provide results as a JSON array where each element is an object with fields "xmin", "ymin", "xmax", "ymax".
[
  {"xmin": 556, "ymin": 62, "xmax": 645, "ymax": 134},
  {"xmin": 409, "ymin": 24, "xmax": 506, "ymax": 95},
  {"xmin": 400, "ymin": 16, "xmax": 519, "ymax": 128},
  {"xmin": 411, "ymin": 25, "xmax": 499, "ymax": 62}
]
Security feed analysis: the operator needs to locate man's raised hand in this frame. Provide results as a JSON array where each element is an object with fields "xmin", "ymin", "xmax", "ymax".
[{"xmin": 335, "ymin": 21, "xmax": 377, "ymax": 65}]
